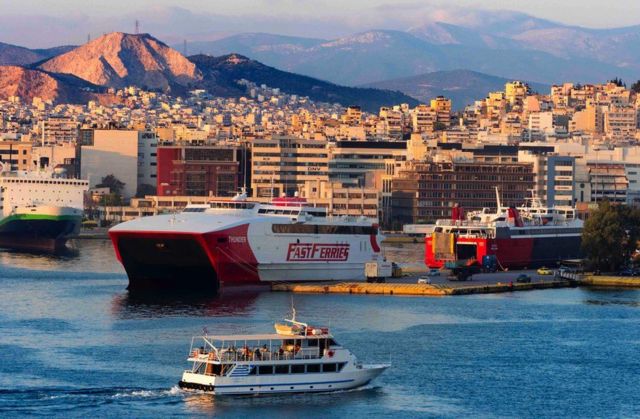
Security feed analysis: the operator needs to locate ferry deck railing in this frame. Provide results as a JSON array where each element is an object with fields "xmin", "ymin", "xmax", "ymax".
[{"xmin": 188, "ymin": 337, "xmax": 332, "ymax": 365}]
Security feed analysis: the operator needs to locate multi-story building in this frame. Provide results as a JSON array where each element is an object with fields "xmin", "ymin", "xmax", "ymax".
[
  {"xmin": 80, "ymin": 129, "xmax": 141, "ymax": 199},
  {"xmin": 391, "ymin": 160, "xmax": 534, "ymax": 226},
  {"xmin": 505, "ymin": 81, "xmax": 529, "ymax": 109},
  {"xmin": 328, "ymin": 140, "xmax": 407, "ymax": 225},
  {"xmin": 604, "ymin": 105, "xmax": 637, "ymax": 141},
  {"xmin": 518, "ymin": 151, "xmax": 576, "ymax": 206},
  {"xmin": 0, "ymin": 140, "xmax": 31, "ymax": 171},
  {"xmin": 31, "ymin": 143, "xmax": 79, "ymax": 177},
  {"xmin": 41, "ymin": 116, "xmax": 79, "ymax": 144},
  {"xmin": 251, "ymin": 136, "xmax": 328, "ymax": 198},
  {"xmin": 412, "ymin": 104, "xmax": 436, "ymax": 133},
  {"xmin": 156, "ymin": 144, "xmax": 242, "ymax": 197},
  {"xmin": 296, "ymin": 179, "xmax": 380, "ymax": 218},
  {"xmin": 588, "ymin": 162, "xmax": 628, "ymax": 203},
  {"xmin": 343, "ymin": 106, "xmax": 362, "ymax": 126},
  {"xmin": 137, "ymin": 131, "xmax": 158, "ymax": 190},
  {"xmin": 430, "ymin": 96, "xmax": 452, "ymax": 128},
  {"xmin": 527, "ymin": 111, "xmax": 554, "ymax": 141}
]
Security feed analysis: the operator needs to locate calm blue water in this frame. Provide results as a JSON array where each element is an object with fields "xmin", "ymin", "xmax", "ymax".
[{"xmin": 1, "ymin": 241, "xmax": 640, "ymax": 418}]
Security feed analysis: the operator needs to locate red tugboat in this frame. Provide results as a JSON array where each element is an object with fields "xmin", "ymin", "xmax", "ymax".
[{"xmin": 425, "ymin": 191, "xmax": 583, "ymax": 270}]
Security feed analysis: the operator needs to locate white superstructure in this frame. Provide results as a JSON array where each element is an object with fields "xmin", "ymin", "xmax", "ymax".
[{"xmin": 179, "ymin": 313, "xmax": 389, "ymax": 395}]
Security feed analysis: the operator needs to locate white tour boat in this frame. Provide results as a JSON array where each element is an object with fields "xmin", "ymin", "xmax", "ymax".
[{"xmin": 178, "ymin": 311, "xmax": 389, "ymax": 395}]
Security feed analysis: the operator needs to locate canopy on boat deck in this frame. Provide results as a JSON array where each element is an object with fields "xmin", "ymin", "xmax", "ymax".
[{"xmin": 197, "ymin": 333, "xmax": 332, "ymax": 342}]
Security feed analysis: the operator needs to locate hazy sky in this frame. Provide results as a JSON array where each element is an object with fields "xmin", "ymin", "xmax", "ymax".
[{"xmin": 2, "ymin": 0, "xmax": 640, "ymax": 47}]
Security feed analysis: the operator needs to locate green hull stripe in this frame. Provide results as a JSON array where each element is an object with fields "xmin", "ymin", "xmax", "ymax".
[{"xmin": 0, "ymin": 213, "xmax": 81, "ymax": 228}]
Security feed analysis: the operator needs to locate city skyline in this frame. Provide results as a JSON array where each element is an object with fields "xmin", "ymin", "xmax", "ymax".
[{"xmin": 1, "ymin": 1, "xmax": 640, "ymax": 47}]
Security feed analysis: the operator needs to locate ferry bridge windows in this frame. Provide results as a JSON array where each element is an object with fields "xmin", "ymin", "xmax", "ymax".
[
  {"xmin": 274, "ymin": 365, "xmax": 289, "ymax": 374},
  {"xmin": 272, "ymin": 224, "xmax": 377, "ymax": 235},
  {"xmin": 258, "ymin": 365, "xmax": 274, "ymax": 375},
  {"xmin": 306, "ymin": 364, "xmax": 321, "ymax": 373},
  {"xmin": 322, "ymin": 363, "xmax": 337, "ymax": 372},
  {"xmin": 291, "ymin": 365, "xmax": 305, "ymax": 374}
]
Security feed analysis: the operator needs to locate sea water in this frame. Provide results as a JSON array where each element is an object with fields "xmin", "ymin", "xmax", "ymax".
[{"xmin": 0, "ymin": 241, "xmax": 639, "ymax": 418}]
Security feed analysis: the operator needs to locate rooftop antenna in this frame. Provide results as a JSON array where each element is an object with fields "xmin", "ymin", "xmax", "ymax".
[{"xmin": 135, "ymin": 19, "xmax": 140, "ymax": 35}]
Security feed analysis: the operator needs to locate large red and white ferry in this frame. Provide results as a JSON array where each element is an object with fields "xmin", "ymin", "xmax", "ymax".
[
  {"xmin": 425, "ymin": 191, "xmax": 584, "ymax": 269},
  {"xmin": 109, "ymin": 193, "xmax": 382, "ymax": 291}
]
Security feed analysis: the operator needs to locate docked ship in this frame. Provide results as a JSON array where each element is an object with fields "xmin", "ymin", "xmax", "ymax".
[
  {"xmin": 109, "ymin": 194, "xmax": 383, "ymax": 291},
  {"xmin": 178, "ymin": 311, "xmax": 389, "ymax": 395},
  {"xmin": 0, "ymin": 167, "xmax": 89, "ymax": 252},
  {"xmin": 425, "ymin": 191, "xmax": 584, "ymax": 269}
]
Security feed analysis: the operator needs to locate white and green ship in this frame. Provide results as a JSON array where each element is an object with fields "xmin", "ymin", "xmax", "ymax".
[{"xmin": 0, "ymin": 168, "xmax": 89, "ymax": 252}]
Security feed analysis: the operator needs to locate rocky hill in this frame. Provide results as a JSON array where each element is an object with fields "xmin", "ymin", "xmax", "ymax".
[
  {"xmin": 39, "ymin": 32, "xmax": 201, "ymax": 91},
  {"xmin": 0, "ymin": 66, "xmax": 113, "ymax": 104},
  {"xmin": 190, "ymin": 54, "xmax": 418, "ymax": 111}
]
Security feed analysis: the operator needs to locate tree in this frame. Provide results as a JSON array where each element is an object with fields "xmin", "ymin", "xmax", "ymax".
[
  {"xmin": 102, "ymin": 193, "xmax": 123, "ymax": 206},
  {"xmin": 608, "ymin": 77, "xmax": 625, "ymax": 87},
  {"xmin": 97, "ymin": 174, "xmax": 125, "ymax": 195},
  {"xmin": 136, "ymin": 183, "xmax": 157, "ymax": 198},
  {"xmin": 631, "ymin": 80, "xmax": 640, "ymax": 94},
  {"xmin": 581, "ymin": 201, "xmax": 640, "ymax": 272}
]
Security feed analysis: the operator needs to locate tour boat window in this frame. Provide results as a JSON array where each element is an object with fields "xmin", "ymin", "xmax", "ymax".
[
  {"xmin": 322, "ymin": 363, "xmax": 337, "ymax": 373},
  {"xmin": 291, "ymin": 365, "xmax": 305, "ymax": 374},
  {"xmin": 258, "ymin": 365, "xmax": 274, "ymax": 375},
  {"xmin": 434, "ymin": 227, "xmax": 443, "ymax": 233},
  {"xmin": 306, "ymin": 339, "xmax": 319, "ymax": 347},
  {"xmin": 306, "ymin": 364, "xmax": 321, "ymax": 373},
  {"xmin": 275, "ymin": 365, "xmax": 289, "ymax": 374},
  {"xmin": 328, "ymin": 339, "xmax": 338, "ymax": 346},
  {"xmin": 258, "ymin": 209, "xmax": 267, "ymax": 214}
]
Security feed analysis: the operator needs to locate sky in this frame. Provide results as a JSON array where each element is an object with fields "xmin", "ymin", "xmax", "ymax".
[{"xmin": 1, "ymin": 0, "xmax": 640, "ymax": 47}]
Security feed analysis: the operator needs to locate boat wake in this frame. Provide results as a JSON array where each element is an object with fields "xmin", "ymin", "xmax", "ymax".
[{"xmin": 0, "ymin": 386, "xmax": 187, "ymax": 413}]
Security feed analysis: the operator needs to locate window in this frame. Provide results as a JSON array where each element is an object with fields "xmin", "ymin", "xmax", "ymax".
[
  {"xmin": 322, "ymin": 363, "xmax": 337, "ymax": 372},
  {"xmin": 258, "ymin": 365, "xmax": 273, "ymax": 375},
  {"xmin": 306, "ymin": 364, "xmax": 321, "ymax": 373},
  {"xmin": 291, "ymin": 364, "xmax": 305, "ymax": 374},
  {"xmin": 272, "ymin": 224, "xmax": 376, "ymax": 235},
  {"xmin": 275, "ymin": 365, "xmax": 289, "ymax": 374}
]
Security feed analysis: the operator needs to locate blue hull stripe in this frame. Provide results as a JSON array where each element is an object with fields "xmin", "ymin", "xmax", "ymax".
[{"xmin": 214, "ymin": 378, "xmax": 355, "ymax": 388}]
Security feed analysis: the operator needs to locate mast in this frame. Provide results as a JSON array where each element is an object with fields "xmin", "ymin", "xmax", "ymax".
[{"xmin": 495, "ymin": 187, "xmax": 502, "ymax": 210}]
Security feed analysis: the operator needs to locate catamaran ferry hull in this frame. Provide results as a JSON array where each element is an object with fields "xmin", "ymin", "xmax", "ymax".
[
  {"xmin": 109, "ymin": 214, "xmax": 382, "ymax": 291},
  {"xmin": 178, "ymin": 365, "xmax": 388, "ymax": 395}
]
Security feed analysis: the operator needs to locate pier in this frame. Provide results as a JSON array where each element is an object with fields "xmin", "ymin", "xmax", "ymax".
[{"xmin": 272, "ymin": 278, "xmax": 575, "ymax": 297}]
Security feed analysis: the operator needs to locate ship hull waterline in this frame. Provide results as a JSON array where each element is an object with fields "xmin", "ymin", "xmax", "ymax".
[{"xmin": 0, "ymin": 214, "xmax": 81, "ymax": 253}]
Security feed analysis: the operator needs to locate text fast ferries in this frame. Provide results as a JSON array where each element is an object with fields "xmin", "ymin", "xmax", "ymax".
[{"xmin": 108, "ymin": 195, "xmax": 382, "ymax": 291}]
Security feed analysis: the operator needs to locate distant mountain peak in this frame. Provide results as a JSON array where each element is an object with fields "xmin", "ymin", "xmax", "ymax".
[{"xmin": 39, "ymin": 31, "xmax": 201, "ymax": 90}]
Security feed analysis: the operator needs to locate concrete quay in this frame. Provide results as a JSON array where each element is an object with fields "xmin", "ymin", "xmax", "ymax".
[
  {"xmin": 579, "ymin": 275, "xmax": 640, "ymax": 288},
  {"xmin": 271, "ymin": 276, "xmax": 575, "ymax": 297}
]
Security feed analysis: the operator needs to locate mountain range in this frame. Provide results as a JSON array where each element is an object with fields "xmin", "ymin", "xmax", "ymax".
[
  {"xmin": 0, "ymin": 33, "xmax": 415, "ymax": 111},
  {"xmin": 182, "ymin": 17, "xmax": 640, "ymax": 87}
]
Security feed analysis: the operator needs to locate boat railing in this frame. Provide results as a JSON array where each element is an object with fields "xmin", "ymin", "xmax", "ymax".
[{"xmin": 189, "ymin": 346, "xmax": 324, "ymax": 364}]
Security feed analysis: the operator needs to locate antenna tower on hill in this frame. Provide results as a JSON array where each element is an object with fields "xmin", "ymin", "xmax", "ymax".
[{"xmin": 135, "ymin": 20, "xmax": 140, "ymax": 34}]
